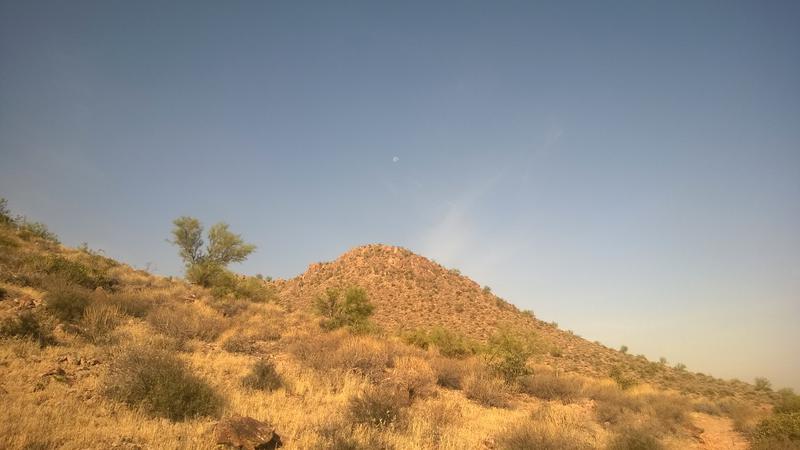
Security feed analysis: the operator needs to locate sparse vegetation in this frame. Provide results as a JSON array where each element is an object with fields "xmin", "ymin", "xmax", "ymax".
[
  {"xmin": 517, "ymin": 371, "xmax": 583, "ymax": 403},
  {"xmin": 463, "ymin": 370, "xmax": 508, "ymax": 407},
  {"xmin": 242, "ymin": 359, "xmax": 283, "ymax": 391},
  {"xmin": 754, "ymin": 376, "xmax": 772, "ymax": 391},
  {"xmin": 105, "ymin": 345, "xmax": 222, "ymax": 421},
  {"xmin": 313, "ymin": 286, "xmax": 374, "ymax": 331},
  {"xmin": 0, "ymin": 311, "xmax": 54, "ymax": 346},
  {"xmin": 485, "ymin": 326, "xmax": 539, "ymax": 381},
  {"xmin": 348, "ymin": 383, "xmax": 408, "ymax": 428},
  {"xmin": 0, "ymin": 211, "xmax": 779, "ymax": 449},
  {"xmin": 44, "ymin": 283, "xmax": 92, "ymax": 322},
  {"xmin": 80, "ymin": 301, "xmax": 124, "ymax": 343},
  {"xmin": 402, "ymin": 325, "xmax": 477, "ymax": 357}
]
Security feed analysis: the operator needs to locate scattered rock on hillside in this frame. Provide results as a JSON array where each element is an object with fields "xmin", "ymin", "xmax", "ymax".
[{"xmin": 215, "ymin": 415, "xmax": 283, "ymax": 450}]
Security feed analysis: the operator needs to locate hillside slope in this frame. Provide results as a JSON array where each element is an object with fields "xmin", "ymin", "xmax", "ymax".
[
  {"xmin": 1, "ymin": 214, "xmax": 788, "ymax": 449},
  {"xmin": 278, "ymin": 244, "xmax": 769, "ymax": 401}
]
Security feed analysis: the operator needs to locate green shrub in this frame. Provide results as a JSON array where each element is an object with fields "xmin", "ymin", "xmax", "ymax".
[
  {"xmin": 518, "ymin": 372, "xmax": 583, "ymax": 403},
  {"xmin": 314, "ymin": 286, "xmax": 374, "ymax": 331},
  {"xmin": 349, "ymin": 384, "xmax": 408, "ymax": 428},
  {"xmin": 0, "ymin": 311, "xmax": 54, "ymax": 346},
  {"xmin": 44, "ymin": 283, "xmax": 92, "ymax": 322},
  {"xmin": 751, "ymin": 412, "xmax": 800, "ymax": 449},
  {"xmin": 242, "ymin": 359, "xmax": 282, "ymax": 391},
  {"xmin": 41, "ymin": 256, "xmax": 117, "ymax": 290},
  {"xmin": 619, "ymin": 345, "xmax": 628, "ymax": 354},
  {"xmin": 17, "ymin": 220, "xmax": 59, "ymax": 243},
  {"xmin": 402, "ymin": 326, "xmax": 477, "ymax": 358},
  {"xmin": 106, "ymin": 345, "xmax": 222, "ymax": 421},
  {"xmin": 485, "ymin": 327, "xmax": 538, "ymax": 381},
  {"xmin": 609, "ymin": 366, "xmax": 638, "ymax": 390}
]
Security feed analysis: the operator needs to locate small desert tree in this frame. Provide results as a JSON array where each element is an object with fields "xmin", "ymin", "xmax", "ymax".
[
  {"xmin": 314, "ymin": 286, "xmax": 374, "ymax": 331},
  {"xmin": 170, "ymin": 217, "xmax": 255, "ymax": 286},
  {"xmin": 485, "ymin": 326, "xmax": 540, "ymax": 381}
]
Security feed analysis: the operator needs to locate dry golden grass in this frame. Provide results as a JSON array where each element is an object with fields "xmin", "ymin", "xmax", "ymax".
[{"xmin": 0, "ymin": 223, "xmax": 769, "ymax": 449}]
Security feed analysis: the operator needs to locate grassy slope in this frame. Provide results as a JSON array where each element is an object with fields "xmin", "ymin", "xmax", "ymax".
[{"xmin": 0, "ymin": 223, "xmax": 771, "ymax": 449}]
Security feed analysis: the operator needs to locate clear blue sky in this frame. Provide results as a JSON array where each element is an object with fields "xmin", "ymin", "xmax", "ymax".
[{"xmin": 1, "ymin": 1, "xmax": 798, "ymax": 389}]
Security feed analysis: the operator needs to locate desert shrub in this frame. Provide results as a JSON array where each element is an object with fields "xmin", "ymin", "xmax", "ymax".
[
  {"xmin": 106, "ymin": 345, "xmax": 222, "ymax": 421},
  {"xmin": 242, "ymin": 359, "xmax": 282, "ymax": 391},
  {"xmin": 349, "ymin": 383, "xmax": 408, "ymax": 428},
  {"xmin": 496, "ymin": 425, "xmax": 591, "ymax": 450},
  {"xmin": 606, "ymin": 427, "xmax": 664, "ymax": 450},
  {"xmin": 38, "ymin": 256, "xmax": 116, "ymax": 290},
  {"xmin": 751, "ymin": 412, "xmax": 800, "ymax": 449},
  {"xmin": 208, "ymin": 296, "xmax": 252, "ymax": 317},
  {"xmin": 518, "ymin": 371, "xmax": 583, "ymax": 403},
  {"xmin": 0, "ymin": 311, "xmax": 54, "ymax": 346},
  {"xmin": 586, "ymin": 383, "xmax": 642, "ymax": 425},
  {"xmin": 390, "ymin": 356, "xmax": 435, "ymax": 400},
  {"xmin": 0, "ymin": 198, "xmax": 11, "ymax": 224},
  {"xmin": 108, "ymin": 292, "xmax": 154, "ymax": 318},
  {"xmin": 290, "ymin": 331, "xmax": 392, "ymax": 380},
  {"xmin": 693, "ymin": 400, "xmax": 722, "ymax": 415},
  {"xmin": 430, "ymin": 357, "xmax": 469, "ymax": 389},
  {"xmin": 332, "ymin": 335, "xmax": 392, "ymax": 379},
  {"xmin": 16, "ymin": 220, "xmax": 59, "ymax": 243},
  {"xmin": 485, "ymin": 326, "xmax": 539, "ymax": 381},
  {"xmin": 463, "ymin": 371, "xmax": 508, "ymax": 408},
  {"xmin": 222, "ymin": 333, "xmax": 257, "ymax": 354},
  {"xmin": 80, "ymin": 301, "xmax": 124, "ymax": 343},
  {"xmin": 754, "ymin": 377, "xmax": 772, "ymax": 392},
  {"xmin": 146, "ymin": 302, "xmax": 228, "ymax": 343},
  {"xmin": 640, "ymin": 393, "xmax": 690, "ymax": 435},
  {"xmin": 609, "ymin": 365, "xmax": 638, "ymax": 390},
  {"xmin": 314, "ymin": 286, "xmax": 374, "ymax": 331},
  {"xmin": 775, "ymin": 389, "xmax": 800, "ymax": 414},
  {"xmin": 495, "ymin": 406, "xmax": 594, "ymax": 450},
  {"xmin": 619, "ymin": 345, "xmax": 628, "ymax": 354},
  {"xmin": 718, "ymin": 398, "xmax": 758, "ymax": 433},
  {"xmin": 233, "ymin": 276, "xmax": 276, "ymax": 302},
  {"xmin": 402, "ymin": 326, "xmax": 477, "ymax": 358},
  {"xmin": 0, "ymin": 286, "xmax": 6, "ymax": 300},
  {"xmin": 44, "ymin": 283, "xmax": 92, "ymax": 322},
  {"xmin": 186, "ymin": 261, "xmax": 228, "ymax": 288}
]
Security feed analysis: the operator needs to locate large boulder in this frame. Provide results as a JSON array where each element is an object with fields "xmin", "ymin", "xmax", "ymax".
[{"xmin": 215, "ymin": 415, "xmax": 282, "ymax": 450}]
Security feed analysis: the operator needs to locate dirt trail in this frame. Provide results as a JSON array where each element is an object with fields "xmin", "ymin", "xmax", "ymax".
[{"xmin": 687, "ymin": 412, "xmax": 749, "ymax": 450}]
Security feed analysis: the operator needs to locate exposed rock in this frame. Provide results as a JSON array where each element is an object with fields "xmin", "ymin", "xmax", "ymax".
[{"xmin": 215, "ymin": 415, "xmax": 282, "ymax": 450}]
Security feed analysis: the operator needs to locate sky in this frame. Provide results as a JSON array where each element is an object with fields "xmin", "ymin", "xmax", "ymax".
[{"xmin": 1, "ymin": 1, "xmax": 798, "ymax": 389}]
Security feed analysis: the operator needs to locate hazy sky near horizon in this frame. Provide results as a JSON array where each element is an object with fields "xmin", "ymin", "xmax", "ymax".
[{"xmin": 1, "ymin": 1, "xmax": 798, "ymax": 389}]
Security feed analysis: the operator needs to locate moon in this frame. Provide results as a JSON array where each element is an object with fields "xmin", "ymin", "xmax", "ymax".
[{"xmin": 392, "ymin": 156, "xmax": 399, "ymax": 163}]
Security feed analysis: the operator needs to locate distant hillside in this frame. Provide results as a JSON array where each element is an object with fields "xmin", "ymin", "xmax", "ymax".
[{"xmin": 278, "ymin": 244, "xmax": 770, "ymax": 401}]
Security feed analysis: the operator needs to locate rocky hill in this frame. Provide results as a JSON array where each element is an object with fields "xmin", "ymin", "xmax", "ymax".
[{"xmin": 277, "ymin": 244, "xmax": 769, "ymax": 401}]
